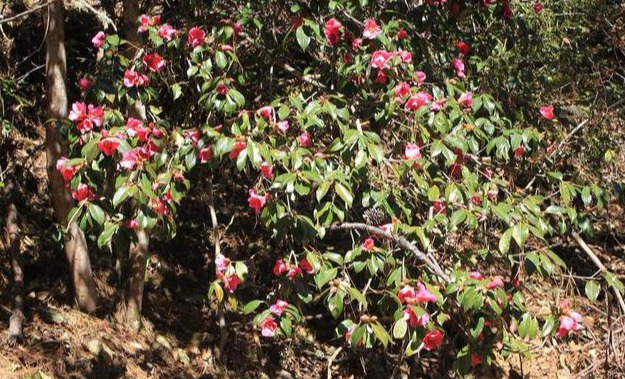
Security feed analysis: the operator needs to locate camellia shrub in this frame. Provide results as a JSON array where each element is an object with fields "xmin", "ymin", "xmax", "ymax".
[{"xmin": 58, "ymin": 0, "xmax": 618, "ymax": 374}]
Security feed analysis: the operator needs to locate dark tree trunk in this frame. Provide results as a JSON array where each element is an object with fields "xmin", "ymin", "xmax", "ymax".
[{"xmin": 44, "ymin": 0, "xmax": 97, "ymax": 313}]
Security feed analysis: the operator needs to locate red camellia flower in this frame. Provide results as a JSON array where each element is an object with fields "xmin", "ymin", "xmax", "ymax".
[
  {"xmin": 370, "ymin": 50, "xmax": 391, "ymax": 69},
  {"xmin": 143, "ymin": 53, "xmax": 166, "ymax": 72},
  {"xmin": 199, "ymin": 146, "xmax": 212, "ymax": 163},
  {"xmin": 471, "ymin": 353, "xmax": 483, "ymax": 367},
  {"xmin": 216, "ymin": 83, "xmax": 228, "ymax": 95},
  {"xmin": 127, "ymin": 118, "xmax": 151, "ymax": 141},
  {"xmin": 138, "ymin": 14, "xmax": 160, "ymax": 33},
  {"xmin": 260, "ymin": 316, "xmax": 278, "ymax": 337},
  {"xmin": 433, "ymin": 200, "xmax": 446, "ymax": 214},
  {"xmin": 397, "ymin": 28, "xmax": 408, "ymax": 39},
  {"xmin": 515, "ymin": 145, "xmax": 525, "ymax": 157},
  {"xmin": 375, "ymin": 70, "xmax": 387, "ymax": 84},
  {"xmin": 414, "ymin": 283, "xmax": 437, "ymax": 303},
  {"xmin": 270, "ymin": 300, "xmax": 289, "ymax": 316},
  {"xmin": 414, "ymin": 71, "xmax": 426, "ymax": 84},
  {"xmin": 456, "ymin": 41, "xmax": 470, "ymax": 55},
  {"xmin": 259, "ymin": 106, "xmax": 273, "ymax": 120},
  {"xmin": 123, "ymin": 69, "xmax": 150, "ymax": 87},
  {"xmin": 72, "ymin": 183, "xmax": 96, "ymax": 202},
  {"xmin": 362, "ymin": 18, "xmax": 381, "ymax": 39},
  {"xmin": 287, "ymin": 265, "xmax": 302, "ymax": 280},
  {"xmin": 299, "ymin": 258, "xmax": 314, "ymax": 274},
  {"xmin": 452, "ymin": 58, "xmax": 465, "ymax": 78},
  {"xmin": 404, "ymin": 143, "xmax": 421, "ymax": 160},
  {"xmin": 188, "ymin": 27, "xmax": 206, "ymax": 47},
  {"xmin": 458, "ymin": 91, "xmax": 473, "ymax": 107},
  {"xmin": 404, "ymin": 307, "xmax": 429, "ymax": 327},
  {"xmin": 486, "ymin": 276, "xmax": 504, "ymax": 289},
  {"xmin": 151, "ymin": 197, "xmax": 169, "ymax": 215},
  {"xmin": 248, "ymin": 189, "xmax": 267, "ymax": 214},
  {"xmin": 405, "ymin": 92, "xmax": 432, "ymax": 111},
  {"xmin": 470, "ymin": 195, "xmax": 482, "ymax": 206},
  {"xmin": 78, "ymin": 77, "xmax": 92, "ymax": 90},
  {"xmin": 398, "ymin": 285, "xmax": 415, "ymax": 303},
  {"xmin": 352, "ymin": 37, "xmax": 362, "ymax": 50},
  {"xmin": 362, "ymin": 237, "xmax": 375, "ymax": 251},
  {"xmin": 158, "ymin": 24, "xmax": 177, "ymax": 41},
  {"xmin": 394, "ymin": 82, "xmax": 411, "ymax": 100},
  {"xmin": 125, "ymin": 219, "xmax": 139, "ymax": 230},
  {"xmin": 423, "ymin": 330, "xmax": 444, "ymax": 350},
  {"xmin": 98, "ymin": 137, "xmax": 119, "ymax": 156},
  {"xmin": 223, "ymin": 274, "xmax": 241, "ymax": 292},
  {"xmin": 56, "ymin": 157, "xmax": 77, "ymax": 181},
  {"xmin": 539, "ymin": 105, "xmax": 555, "ymax": 120},
  {"xmin": 260, "ymin": 161, "xmax": 274, "ymax": 180},
  {"xmin": 229, "ymin": 141, "xmax": 246, "ymax": 159},
  {"xmin": 297, "ymin": 131, "xmax": 312, "ymax": 147},
  {"xmin": 324, "ymin": 18, "xmax": 342, "ymax": 46},
  {"xmin": 273, "ymin": 259, "xmax": 288, "ymax": 276},
  {"xmin": 92, "ymin": 31, "xmax": 106, "ymax": 48},
  {"xmin": 503, "ymin": 0, "xmax": 514, "ymax": 18},
  {"xmin": 233, "ymin": 20, "xmax": 243, "ymax": 35},
  {"xmin": 534, "ymin": 2, "xmax": 543, "ymax": 12}
]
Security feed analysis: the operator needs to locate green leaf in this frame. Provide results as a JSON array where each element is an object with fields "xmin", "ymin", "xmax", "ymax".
[
  {"xmin": 215, "ymin": 51, "xmax": 228, "ymax": 69},
  {"xmin": 585, "ymin": 281, "xmax": 600, "ymax": 302},
  {"xmin": 499, "ymin": 228, "xmax": 512, "ymax": 254},
  {"xmin": 171, "ymin": 83, "xmax": 182, "ymax": 100},
  {"xmin": 393, "ymin": 318, "xmax": 407, "ymax": 339},
  {"xmin": 88, "ymin": 204, "xmax": 105, "ymax": 225},
  {"xmin": 371, "ymin": 322, "xmax": 391, "ymax": 348},
  {"xmin": 113, "ymin": 186, "xmax": 134, "ymax": 207},
  {"xmin": 512, "ymin": 223, "xmax": 529, "ymax": 250},
  {"xmin": 243, "ymin": 300, "xmax": 263, "ymax": 314},
  {"xmin": 295, "ymin": 26, "xmax": 310, "ymax": 50},
  {"xmin": 316, "ymin": 181, "xmax": 331, "ymax": 202},
  {"xmin": 345, "ymin": 286, "xmax": 368, "ymax": 308},
  {"xmin": 97, "ymin": 221, "xmax": 118, "ymax": 248},
  {"xmin": 334, "ymin": 183, "xmax": 353, "ymax": 207},
  {"xmin": 314, "ymin": 267, "xmax": 338, "ymax": 289}
]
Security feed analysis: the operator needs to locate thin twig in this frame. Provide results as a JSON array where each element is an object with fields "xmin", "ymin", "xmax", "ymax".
[
  {"xmin": 208, "ymin": 188, "xmax": 228, "ymax": 359},
  {"xmin": 549, "ymin": 119, "xmax": 589, "ymax": 158},
  {"xmin": 328, "ymin": 222, "xmax": 450, "ymax": 283},
  {"xmin": 572, "ymin": 232, "xmax": 625, "ymax": 316},
  {"xmin": 0, "ymin": 0, "xmax": 54, "ymax": 24},
  {"xmin": 327, "ymin": 345, "xmax": 343, "ymax": 379}
]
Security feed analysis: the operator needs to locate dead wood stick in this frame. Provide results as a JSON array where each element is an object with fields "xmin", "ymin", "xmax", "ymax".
[
  {"xmin": 327, "ymin": 345, "xmax": 343, "ymax": 379},
  {"xmin": 572, "ymin": 232, "xmax": 625, "ymax": 316},
  {"xmin": 328, "ymin": 222, "xmax": 451, "ymax": 283}
]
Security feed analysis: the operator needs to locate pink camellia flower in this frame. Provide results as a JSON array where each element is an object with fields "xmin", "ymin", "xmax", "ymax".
[
  {"xmin": 470, "ymin": 195, "xmax": 482, "ymax": 205},
  {"xmin": 199, "ymin": 146, "xmax": 212, "ymax": 163},
  {"xmin": 362, "ymin": 18, "xmax": 381, "ymax": 39},
  {"xmin": 259, "ymin": 106, "xmax": 273, "ymax": 120},
  {"xmin": 151, "ymin": 197, "xmax": 169, "ymax": 215},
  {"xmin": 324, "ymin": 18, "xmax": 342, "ymax": 46},
  {"xmin": 370, "ymin": 50, "xmax": 391, "ymax": 69},
  {"xmin": 486, "ymin": 276, "xmax": 504, "ymax": 289},
  {"xmin": 158, "ymin": 24, "xmax": 177, "ymax": 41},
  {"xmin": 221, "ymin": 44, "xmax": 233, "ymax": 51},
  {"xmin": 188, "ymin": 27, "xmax": 206, "ymax": 47},
  {"xmin": 297, "ymin": 131, "xmax": 312, "ymax": 148},
  {"xmin": 398, "ymin": 285, "xmax": 416, "ymax": 303},
  {"xmin": 299, "ymin": 258, "xmax": 314, "ymax": 274},
  {"xmin": 123, "ymin": 69, "xmax": 150, "ymax": 87},
  {"xmin": 216, "ymin": 83, "xmax": 228, "ymax": 95},
  {"xmin": 277, "ymin": 120, "xmax": 290, "ymax": 133},
  {"xmin": 125, "ymin": 219, "xmax": 139, "ymax": 230},
  {"xmin": 273, "ymin": 259, "xmax": 288, "ymax": 276},
  {"xmin": 260, "ymin": 316, "xmax": 278, "ymax": 337},
  {"xmin": 458, "ymin": 91, "xmax": 473, "ymax": 107},
  {"xmin": 120, "ymin": 149, "xmax": 139, "ymax": 170},
  {"xmin": 415, "ymin": 283, "xmax": 437, "ymax": 303},
  {"xmin": 69, "ymin": 101, "xmax": 87, "ymax": 122},
  {"xmin": 433, "ymin": 200, "xmax": 446, "ymax": 214},
  {"xmin": 515, "ymin": 146, "xmax": 525, "ymax": 158},
  {"xmin": 414, "ymin": 71, "xmax": 427, "ymax": 84},
  {"xmin": 223, "ymin": 274, "xmax": 241, "ymax": 292},
  {"xmin": 456, "ymin": 41, "xmax": 470, "ymax": 55},
  {"xmin": 143, "ymin": 53, "xmax": 166, "ymax": 72},
  {"xmin": 56, "ymin": 157, "xmax": 77, "ymax": 181},
  {"xmin": 404, "ymin": 307, "xmax": 430, "ymax": 327},
  {"xmin": 69, "ymin": 102, "xmax": 104, "ymax": 134},
  {"xmin": 186, "ymin": 130, "xmax": 201, "ymax": 146},
  {"xmin": 471, "ymin": 353, "xmax": 482, "ymax": 367},
  {"xmin": 270, "ymin": 300, "xmax": 289, "ymax": 316},
  {"xmin": 404, "ymin": 143, "xmax": 421, "ymax": 160},
  {"xmin": 395, "ymin": 82, "xmax": 411, "ymax": 100},
  {"xmin": 229, "ymin": 141, "xmax": 246, "ymax": 159},
  {"xmin": 423, "ymin": 330, "xmax": 443, "ymax": 350},
  {"xmin": 405, "ymin": 92, "xmax": 432, "ymax": 111},
  {"xmin": 534, "ymin": 2, "xmax": 543, "ymax": 12},
  {"xmin": 287, "ymin": 265, "xmax": 302, "ymax": 280},
  {"xmin": 126, "ymin": 117, "xmax": 151, "ymax": 141},
  {"xmin": 452, "ymin": 58, "xmax": 466, "ymax": 78},
  {"xmin": 215, "ymin": 254, "xmax": 230, "ymax": 273},
  {"xmin": 138, "ymin": 14, "xmax": 160, "ymax": 33},
  {"xmin": 397, "ymin": 50, "xmax": 412, "ymax": 63},
  {"xmin": 72, "ymin": 183, "xmax": 96, "ymax": 202},
  {"xmin": 351, "ymin": 37, "xmax": 362, "ymax": 50},
  {"xmin": 397, "ymin": 28, "xmax": 408, "ymax": 39},
  {"xmin": 539, "ymin": 105, "xmax": 555, "ymax": 120},
  {"xmin": 362, "ymin": 237, "xmax": 375, "ymax": 251},
  {"xmin": 430, "ymin": 99, "xmax": 446, "ymax": 112},
  {"xmin": 260, "ymin": 161, "xmax": 274, "ymax": 180},
  {"xmin": 248, "ymin": 189, "xmax": 267, "ymax": 215},
  {"xmin": 557, "ymin": 314, "xmax": 582, "ymax": 337},
  {"xmin": 78, "ymin": 77, "xmax": 92, "ymax": 90},
  {"xmin": 92, "ymin": 31, "xmax": 106, "ymax": 48},
  {"xmin": 233, "ymin": 21, "xmax": 242, "ymax": 35},
  {"xmin": 152, "ymin": 127, "xmax": 164, "ymax": 139},
  {"xmin": 469, "ymin": 271, "xmax": 483, "ymax": 280},
  {"xmin": 98, "ymin": 137, "xmax": 119, "ymax": 156}
]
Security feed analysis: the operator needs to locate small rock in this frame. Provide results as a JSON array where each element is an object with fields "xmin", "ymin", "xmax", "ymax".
[{"xmin": 83, "ymin": 337, "xmax": 102, "ymax": 355}]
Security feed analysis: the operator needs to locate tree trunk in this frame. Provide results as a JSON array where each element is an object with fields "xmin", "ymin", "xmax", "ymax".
[
  {"xmin": 4, "ymin": 180, "xmax": 24, "ymax": 343},
  {"xmin": 122, "ymin": 0, "xmax": 149, "ymax": 331},
  {"xmin": 44, "ymin": 0, "xmax": 97, "ymax": 313}
]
